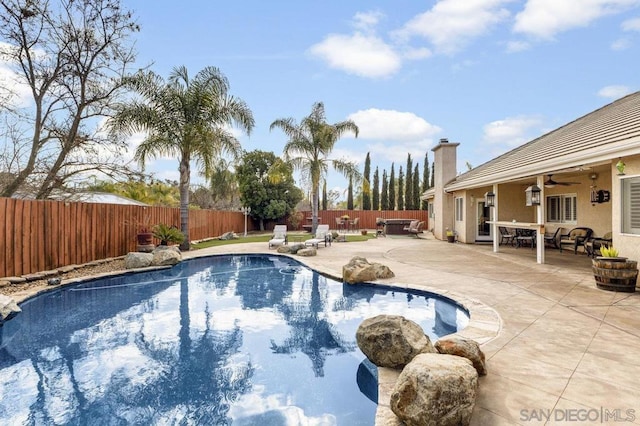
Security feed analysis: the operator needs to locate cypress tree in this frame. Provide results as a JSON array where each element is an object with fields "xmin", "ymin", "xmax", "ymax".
[
  {"xmin": 322, "ymin": 180, "xmax": 327, "ymax": 210},
  {"xmin": 347, "ymin": 176, "xmax": 354, "ymax": 210},
  {"xmin": 398, "ymin": 166, "xmax": 404, "ymax": 210},
  {"xmin": 381, "ymin": 169, "xmax": 389, "ymax": 210},
  {"xmin": 421, "ymin": 153, "xmax": 429, "ymax": 209},
  {"xmin": 362, "ymin": 152, "xmax": 371, "ymax": 210},
  {"xmin": 405, "ymin": 154, "xmax": 413, "ymax": 210},
  {"xmin": 430, "ymin": 161, "xmax": 435, "ymax": 188},
  {"xmin": 413, "ymin": 163, "xmax": 420, "ymax": 209},
  {"xmin": 372, "ymin": 166, "xmax": 380, "ymax": 210},
  {"xmin": 389, "ymin": 164, "xmax": 396, "ymax": 210}
]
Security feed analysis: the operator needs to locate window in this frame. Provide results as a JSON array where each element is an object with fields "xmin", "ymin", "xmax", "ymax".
[
  {"xmin": 455, "ymin": 197, "xmax": 463, "ymax": 221},
  {"xmin": 428, "ymin": 202, "xmax": 434, "ymax": 218},
  {"xmin": 546, "ymin": 194, "xmax": 577, "ymax": 223},
  {"xmin": 622, "ymin": 177, "xmax": 640, "ymax": 234}
]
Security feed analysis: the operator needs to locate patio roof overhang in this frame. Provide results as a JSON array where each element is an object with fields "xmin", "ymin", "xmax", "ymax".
[{"xmin": 445, "ymin": 137, "xmax": 640, "ymax": 193}]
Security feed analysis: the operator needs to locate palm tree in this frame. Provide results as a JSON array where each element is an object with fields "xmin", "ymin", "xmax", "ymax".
[
  {"xmin": 270, "ymin": 102, "xmax": 359, "ymax": 233},
  {"xmin": 109, "ymin": 66, "xmax": 254, "ymax": 250}
]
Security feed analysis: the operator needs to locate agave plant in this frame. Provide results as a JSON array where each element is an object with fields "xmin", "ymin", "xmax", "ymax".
[{"xmin": 600, "ymin": 245, "xmax": 619, "ymax": 258}]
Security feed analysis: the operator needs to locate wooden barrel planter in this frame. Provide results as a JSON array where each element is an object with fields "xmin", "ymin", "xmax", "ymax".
[{"xmin": 592, "ymin": 257, "xmax": 638, "ymax": 292}]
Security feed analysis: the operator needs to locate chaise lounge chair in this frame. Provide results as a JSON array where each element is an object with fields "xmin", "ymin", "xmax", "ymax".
[
  {"xmin": 268, "ymin": 225, "xmax": 288, "ymax": 249},
  {"xmin": 305, "ymin": 224, "xmax": 331, "ymax": 248}
]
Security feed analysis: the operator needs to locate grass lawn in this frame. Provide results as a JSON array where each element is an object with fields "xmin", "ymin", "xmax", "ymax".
[{"xmin": 192, "ymin": 231, "xmax": 376, "ymax": 249}]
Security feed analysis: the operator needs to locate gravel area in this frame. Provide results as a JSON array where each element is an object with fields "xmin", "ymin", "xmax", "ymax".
[{"xmin": 0, "ymin": 258, "xmax": 127, "ymax": 297}]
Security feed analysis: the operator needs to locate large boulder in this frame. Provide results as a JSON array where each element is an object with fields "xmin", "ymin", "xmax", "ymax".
[
  {"xmin": 152, "ymin": 246, "xmax": 182, "ymax": 266},
  {"xmin": 390, "ymin": 353, "xmax": 478, "ymax": 426},
  {"xmin": 0, "ymin": 294, "xmax": 21, "ymax": 323},
  {"xmin": 297, "ymin": 247, "xmax": 317, "ymax": 257},
  {"xmin": 124, "ymin": 252, "xmax": 153, "ymax": 269},
  {"xmin": 288, "ymin": 243, "xmax": 306, "ymax": 254},
  {"xmin": 343, "ymin": 256, "xmax": 395, "ymax": 284},
  {"xmin": 277, "ymin": 245, "xmax": 293, "ymax": 254},
  {"xmin": 356, "ymin": 315, "xmax": 435, "ymax": 368},
  {"xmin": 435, "ymin": 337, "xmax": 487, "ymax": 376}
]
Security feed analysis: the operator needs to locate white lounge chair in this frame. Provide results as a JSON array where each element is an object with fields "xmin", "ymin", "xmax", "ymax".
[
  {"xmin": 268, "ymin": 225, "xmax": 288, "ymax": 248},
  {"xmin": 304, "ymin": 224, "xmax": 331, "ymax": 248}
]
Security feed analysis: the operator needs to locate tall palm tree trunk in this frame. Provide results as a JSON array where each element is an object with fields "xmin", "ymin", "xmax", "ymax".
[{"xmin": 179, "ymin": 157, "xmax": 191, "ymax": 251}]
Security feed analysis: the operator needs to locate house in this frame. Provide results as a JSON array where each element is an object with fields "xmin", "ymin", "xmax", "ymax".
[{"xmin": 423, "ymin": 91, "xmax": 640, "ymax": 264}]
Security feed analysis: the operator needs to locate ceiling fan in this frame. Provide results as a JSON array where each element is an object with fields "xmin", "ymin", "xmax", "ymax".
[{"xmin": 544, "ymin": 174, "xmax": 580, "ymax": 188}]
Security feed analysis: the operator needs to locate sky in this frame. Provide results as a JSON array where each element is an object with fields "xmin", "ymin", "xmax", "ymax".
[{"xmin": 13, "ymin": 0, "xmax": 640, "ymax": 198}]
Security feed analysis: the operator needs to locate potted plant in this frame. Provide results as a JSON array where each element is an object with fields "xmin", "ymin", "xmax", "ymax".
[
  {"xmin": 153, "ymin": 223, "xmax": 185, "ymax": 246},
  {"xmin": 446, "ymin": 229, "xmax": 455, "ymax": 243},
  {"xmin": 592, "ymin": 245, "xmax": 638, "ymax": 292}
]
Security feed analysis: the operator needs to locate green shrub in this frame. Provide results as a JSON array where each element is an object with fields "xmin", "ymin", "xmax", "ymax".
[{"xmin": 153, "ymin": 223, "xmax": 185, "ymax": 245}]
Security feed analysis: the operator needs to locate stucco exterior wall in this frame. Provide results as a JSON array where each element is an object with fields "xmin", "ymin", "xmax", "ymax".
[
  {"xmin": 496, "ymin": 184, "xmax": 536, "ymax": 223},
  {"xmin": 613, "ymin": 155, "xmax": 640, "ymax": 263}
]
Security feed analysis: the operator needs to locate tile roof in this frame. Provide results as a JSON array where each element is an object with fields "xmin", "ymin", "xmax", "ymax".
[{"xmin": 445, "ymin": 91, "xmax": 640, "ymax": 191}]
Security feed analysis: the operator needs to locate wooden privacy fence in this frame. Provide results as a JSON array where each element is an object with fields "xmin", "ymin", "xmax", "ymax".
[
  {"xmin": 290, "ymin": 209, "xmax": 429, "ymax": 232},
  {"xmin": 0, "ymin": 196, "xmax": 428, "ymax": 278},
  {"xmin": 0, "ymin": 198, "xmax": 252, "ymax": 278}
]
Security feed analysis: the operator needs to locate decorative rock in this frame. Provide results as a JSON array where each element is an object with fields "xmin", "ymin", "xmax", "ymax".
[
  {"xmin": 47, "ymin": 277, "xmax": 61, "ymax": 286},
  {"xmin": 4, "ymin": 277, "xmax": 27, "ymax": 284},
  {"xmin": 151, "ymin": 246, "xmax": 182, "ymax": 266},
  {"xmin": 435, "ymin": 337, "xmax": 487, "ymax": 376},
  {"xmin": 0, "ymin": 294, "xmax": 21, "ymax": 323},
  {"xmin": 297, "ymin": 247, "xmax": 317, "ymax": 256},
  {"xmin": 288, "ymin": 243, "xmax": 306, "ymax": 254},
  {"xmin": 22, "ymin": 273, "xmax": 46, "ymax": 281},
  {"xmin": 124, "ymin": 252, "xmax": 153, "ymax": 269},
  {"xmin": 343, "ymin": 256, "xmax": 395, "ymax": 284},
  {"xmin": 58, "ymin": 265, "xmax": 77, "ymax": 273},
  {"xmin": 219, "ymin": 231, "xmax": 238, "ymax": 240},
  {"xmin": 0, "ymin": 280, "xmax": 10, "ymax": 288},
  {"xmin": 137, "ymin": 244, "xmax": 155, "ymax": 253},
  {"xmin": 356, "ymin": 315, "xmax": 436, "ymax": 368},
  {"xmin": 390, "ymin": 353, "xmax": 478, "ymax": 426},
  {"xmin": 276, "ymin": 245, "xmax": 293, "ymax": 254}
]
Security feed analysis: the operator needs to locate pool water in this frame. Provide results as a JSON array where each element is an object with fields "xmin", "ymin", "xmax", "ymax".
[{"xmin": 0, "ymin": 254, "xmax": 469, "ymax": 425}]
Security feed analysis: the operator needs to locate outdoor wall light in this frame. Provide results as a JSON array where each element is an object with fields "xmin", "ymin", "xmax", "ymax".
[
  {"xmin": 525, "ymin": 185, "xmax": 541, "ymax": 206},
  {"xmin": 484, "ymin": 191, "xmax": 495, "ymax": 207}
]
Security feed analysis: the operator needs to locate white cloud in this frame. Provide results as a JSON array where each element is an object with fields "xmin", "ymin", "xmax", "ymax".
[
  {"xmin": 352, "ymin": 10, "xmax": 384, "ymax": 33},
  {"xmin": 0, "ymin": 42, "xmax": 33, "ymax": 108},
  {"xmin": 514, "ymin": 0, "xmax": 640, "ymax": 39},
  {"xmin": 347, "ymin": 108, "xmax": 441, "ymax": 141},
  {"xmin": 506, "ymin": 40, "xmax": 531, "ymax": 52},
  {"xmin": 482, "ymin": 115, "xmax": 543, "ymax": 146},
  {"xmin": 394, "ymin": 0, "xmax": 511, "ymax": 54},
  {"xmin": 308, "ymin": 32, "xmax": 401, "ymax": 78},
  {"xmin": 611, "ymin": 37, "xmax": 632, "ymax": 49},
  {"xmin": 597, "ymin": 85, "xmax": 633, "ymax": 98},
  {"xmin": 622, "ymin": 16, "xmax": 640, "ymax": 30}
]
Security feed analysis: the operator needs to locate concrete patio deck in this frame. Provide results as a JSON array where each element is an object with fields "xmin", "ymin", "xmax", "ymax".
[{"xmin": 185, "ymin": 232, "xmax": 640, "ymax": 425}]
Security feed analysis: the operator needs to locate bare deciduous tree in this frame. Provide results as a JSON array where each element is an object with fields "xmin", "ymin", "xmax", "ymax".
[{"xmin": 0, "ymin": 0, "xmax": 139, "ymax": 198}]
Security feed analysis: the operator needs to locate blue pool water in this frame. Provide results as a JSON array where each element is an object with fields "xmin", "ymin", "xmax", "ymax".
[{"xmin": 0, "ymin": 254, "xmax": 469, "ymax": 425}]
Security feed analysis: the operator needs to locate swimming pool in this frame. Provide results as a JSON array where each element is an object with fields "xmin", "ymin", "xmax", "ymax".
[{"xmin": 0, "ymin": 254, "xmax": 469, "ymax": 425}]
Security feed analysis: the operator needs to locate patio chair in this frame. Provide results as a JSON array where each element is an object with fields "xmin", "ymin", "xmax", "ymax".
[
  {"xmin": 335, "ymin": 217, "xmax": 345, "ymax": 233},
  {"xmin": 498, "ymin": 226, "xmax": 516, "ymax": 246},
  {"xmin": 515, "ymin": 228, "xmax": 536, "ymax": 249},
  {"xmin": 543, "ymin": 227, "xmax": 564, "ymax": 249},
  {"xmin": 584, "ymin": 231, "xmax": 612, "ymax": 258},
  {"xmin": 406, "ymin": 221, "xmax": 425, "ymax": 237},
  {"xmin": 305, "ymin": 224, "xmax": 332, "ymax": 248},
  {"xmin": 268, "ymin": 225, "xmax": 288, "ymax": 249},
  {"xmin": 559, "ymin": 227, "xmax": 593, "ymax": 254},
  {"xmin": 350, "ymin": 217, "xmax": 360, "ymax": 233}
]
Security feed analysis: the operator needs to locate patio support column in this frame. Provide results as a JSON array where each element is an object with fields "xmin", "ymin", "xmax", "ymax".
[
  {"xmin": 536, "ymin": 175, "xmax": 545, "ymax": 264},
  {"xmin": 492, "ymin": 184, "xmax": 499, "ymax": 253}
]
